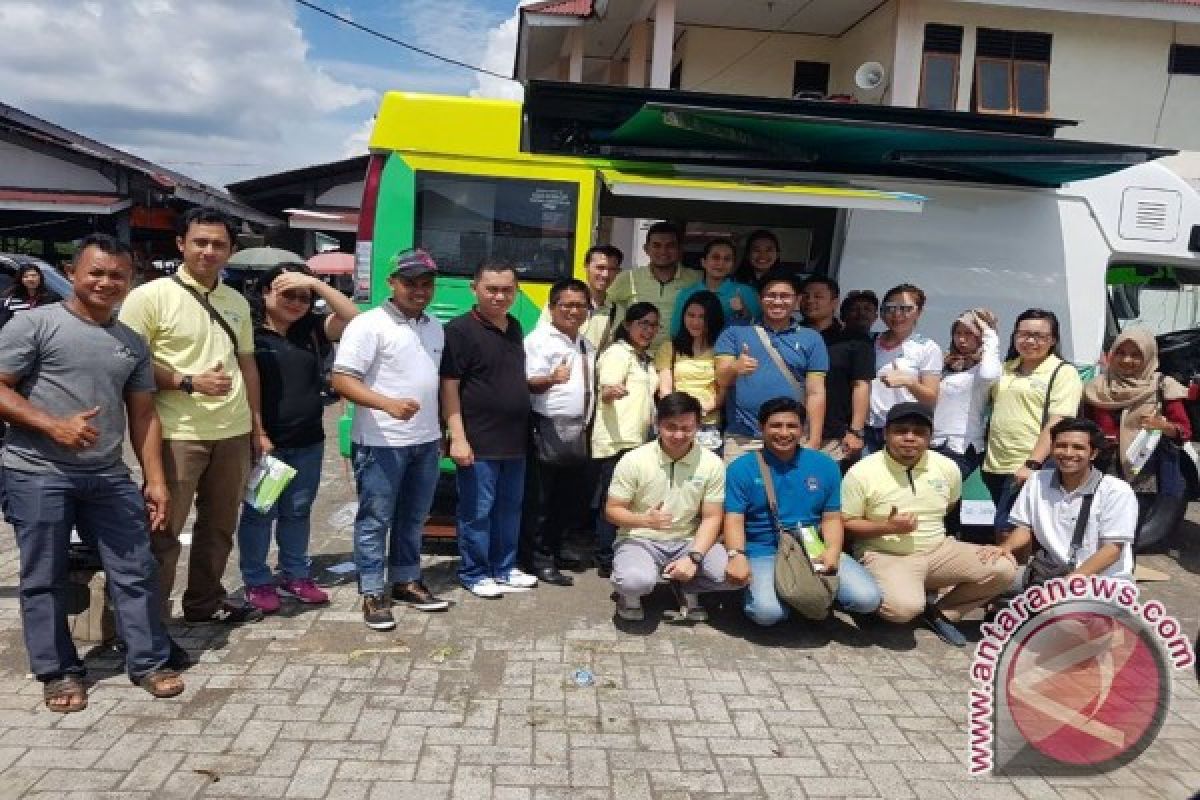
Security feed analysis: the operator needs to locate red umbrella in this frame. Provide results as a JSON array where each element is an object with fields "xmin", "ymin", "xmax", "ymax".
[{"xmin": 307, "ymin": 252, "xmax": 354, "ymax": 276}]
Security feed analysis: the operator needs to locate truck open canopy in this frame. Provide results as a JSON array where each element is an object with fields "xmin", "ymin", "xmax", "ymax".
[{"xmin": 525, "ymin": 81, "xmax": 1174, "ymax": 188}]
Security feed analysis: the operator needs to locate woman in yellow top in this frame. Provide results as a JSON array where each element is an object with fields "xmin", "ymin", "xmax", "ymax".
[
  {"xmin": 981, "ymin": 308, "xmax": 1083, "ymax": 542},
  {"xmin": 657, "ymin": 290, "xmax": 725, "ymax": 451},
  {"xmin": 591, "ymin": 302, "xmax": 661, "ymax": 576}
]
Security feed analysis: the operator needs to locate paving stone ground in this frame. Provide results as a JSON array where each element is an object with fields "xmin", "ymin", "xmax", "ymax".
[{"xmin": 0, "ymin": 407, "xmax": 1197, "ymax": 799}]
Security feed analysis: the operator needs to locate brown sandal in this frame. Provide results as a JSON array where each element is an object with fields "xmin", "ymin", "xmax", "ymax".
[
  {"xmin": 43, "ymin": 676, "xmax": 87, "ymax": 713},
  {"xmin": 138, "ymin": 669, "xmax": 184, "ymax": 699}
]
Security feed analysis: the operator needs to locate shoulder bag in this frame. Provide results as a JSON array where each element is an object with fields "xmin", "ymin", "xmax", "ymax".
[
  {"xmin": 753, "ymin": 326, "xmax": 805, "ymax": 400},
  {"xmin": 172, "ymin": 276, "xmax": 239, "ymax": 351},
  {"xmin": 531, "ymin": 340, "xmax": 592, "ymax": 466},
  {"xmin": 1023, "ymin": 489, "xmax": 1095, "ymax": 589},
  {"xmin": 756, "ymin": 452, "xmax": 839, "ymax": 620}
]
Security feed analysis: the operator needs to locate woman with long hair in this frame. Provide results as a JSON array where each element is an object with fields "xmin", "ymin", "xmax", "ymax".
[
  {"xmin": 982, "ymin": 309, "xmax": 1083, "ymax": 542},
  {"xmin": 658, "ymin": 291, "xmax": 726, "ymax": 450},
  {"xmin": 1083, "ymin": 328, "xmax": 1191, "ymax": 548},
  {"xmin": 866, "ymin": 283, "xmax": 942, "ymax": 451},
  {"xmin": 237, "ymin": 263, "xmax": 360, "ymax": 613},
  {"xmin": 0, "ymin": 264, "xmax": 56, "ymax": 327},
  {"xmin": 734, "ymin": 229, "xmax": 781, "ymax": 290},
  {"xmin": 671, "ymin": 238, "xmax": 759, "ymax": 334},
  {"xmin": 591, "ymin": 302, "xmax": 661, "ymax": 576}
]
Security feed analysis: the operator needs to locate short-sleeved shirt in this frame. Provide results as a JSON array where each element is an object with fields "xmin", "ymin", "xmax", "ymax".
[
  {"xmin": 608, "ymin": 264, "xmax": 702, "ymax": 351},
  {"xmin": 841, "ymin": 449, "xmax": 962, "ymax": 556},
  {"xmin": 725, "ymin": 448, "xmax": 842, "ymax": 559},
  {"xmin": 524, "ymin": 322, "xmax": 595, "ymax": 419},
  {"xmin": 591, "ymin": 340, "xmax": 657, "ymax": 458},
  {"xmin": 868, "ymin": 332, "xmax": 943, "ymax": 428},
  {"xmin": 118, "ymin": 270, "xmax": 254, "ymax": 440},
  {"xmin": 714, "ymin": 323, "xmax": 829, "ymax": 438},
  {"xmin": 607, "ymin": 440, "xmax": 725, "ymax": 542},
  {"xmin": 332, "ymin": 303, "xmax": 444, "ymax": 448},
  {"xmin": 0, "ymin": 303, "xmax": 154, "ymax": 475},
  {"xmin": 654, "ymin": 343, "xmax": 719, "ymax": 426},
  {"xmin": 670, "ymin": 280, "xmax": 761, "ymax": 336},
  {"xmin": 984, "ymin": 356, "xmax": 1083, "ymax": 474},
  {"xmin": 440, "ymin": 310, "xmax": 530, "ymax": 460},
  {"xmin": 253, "ymin": 314, "xmax": 330, "ymax": 449},
  {"xmin": 808, "ymin": 320, "xmax": 874, "ymax": 438},
  {"xmin": 1010, "ymin": 469, "xmax": 1136, "ymax": 579},
  {"xmin": 582, "ymin": 301, "xmax": 618, "ymax": 352}
]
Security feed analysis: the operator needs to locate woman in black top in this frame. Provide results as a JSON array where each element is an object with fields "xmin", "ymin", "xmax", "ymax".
[
  {"xmin": 237, "ymin": 263, "xmax": 359, "ymax": 614},
  {"xmin": 0, "ymin": 264, "xmax": 56, "ymax": 328}
]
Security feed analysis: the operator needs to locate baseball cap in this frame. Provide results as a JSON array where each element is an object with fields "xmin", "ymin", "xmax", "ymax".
[
  {"xmin": 390, "ymin": 247, "xmax": 438, "ymax": 278},
  {"xmin": 885, "ymin": 402, "xmax": 934, "ymax": 428}
]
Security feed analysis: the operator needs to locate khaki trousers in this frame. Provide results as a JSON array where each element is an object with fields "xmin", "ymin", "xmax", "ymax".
[
  {"xmin": 861, "ymin": 537, "xmax": 1016, "ymax": 624},
  {"xmin": 154, "ymin": 435, "xmax": 253, "ymax": 619}
]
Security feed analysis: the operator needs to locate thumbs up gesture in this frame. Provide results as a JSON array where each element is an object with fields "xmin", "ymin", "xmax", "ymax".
[
  {"xmin": 51, "ymin": 406, "xmax": 101, "ymax": 450},
  {"xmin": 885, "ymin": 505, "xmax": 918, "ymax": 535},
  {"xmin": 644, "ymin": 500, "xmax": 674, "ymax": 531},
  {"xmin": 550, "ymin": 354, "xmax": 572, "ymax": 385},
  {"xmin": 735, "ymin": 342, "xmax": 758, "ymax": 376},
  {"xmin": 192, "ymin": 361, "xmax": 233, "ymax": 396}
]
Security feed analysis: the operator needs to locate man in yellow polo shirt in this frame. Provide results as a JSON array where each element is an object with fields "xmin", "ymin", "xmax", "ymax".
[
  {"xmin": 842, "ymin": 403, "xmax": 1015, "ymax": 646},
  {"xmin": 604, "ymin": 392, "xmax": 748, "ymax": 622},
  {"xmin": 608, "ymin": 222, "xmax": 700, "ymax": 353},
  {"xmin": 120, "ymin": 208, "xmax": 268, "ymax": 628}
]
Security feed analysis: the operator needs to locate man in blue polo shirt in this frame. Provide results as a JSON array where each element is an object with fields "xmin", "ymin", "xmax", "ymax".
[
  {"xmin": 716, "ymin": 271, "xmax": 828, "ymax": 463},
  {"xmin": 724, "ymin": 396, "xmax": 881, "ymax": 626}
]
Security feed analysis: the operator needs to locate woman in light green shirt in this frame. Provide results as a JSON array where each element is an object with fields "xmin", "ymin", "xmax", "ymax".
[{"xmin": 591, "ymin": 302, "xmax": 660, "ymax": 575}]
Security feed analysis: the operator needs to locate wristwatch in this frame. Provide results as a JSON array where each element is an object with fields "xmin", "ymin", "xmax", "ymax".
[
  {"xmin": 179, "ymin": 375, "xmax": 195, "ymax": 394},
  {"xmin": 726, "ymin": 548, "xmax": 745, "ymax": 559},
  {"xmin": 687, "ymin": 550, "xmax": 705, "ymax": 565},
  {"xmin": 1023, "ymin": 458, "xmax": 1043, "ymax": 470}
]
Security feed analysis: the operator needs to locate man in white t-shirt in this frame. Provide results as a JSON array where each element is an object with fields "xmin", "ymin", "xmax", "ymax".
[
  {"xmin": 331, "ymin": 249, "xmax": 450, "ymax": 631},
  {"xmin": 999, "ymin": 417, "xmax": 1137, "ymax": 582}
]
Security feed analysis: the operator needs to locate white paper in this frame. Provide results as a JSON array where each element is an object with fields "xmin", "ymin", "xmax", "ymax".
[
  {"xmin": 1126, "ymin": 428, "xmax": 1161, "ymax": 476},
  {"xmin": 960, "ymin": 500, "xmax": 996, "ymax": 527}
]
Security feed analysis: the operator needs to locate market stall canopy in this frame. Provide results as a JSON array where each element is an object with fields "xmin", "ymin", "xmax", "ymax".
[
  {"xmin": 524, "ymin": 82, "xmax": 1175, "ymax": 189},
  {"xmin": 307, "ymin": 251, "xmax": 354, "ymax": 275},
  {"xmin": 228, "ymin": 246, "xmax": 305, "ymax": 270}
]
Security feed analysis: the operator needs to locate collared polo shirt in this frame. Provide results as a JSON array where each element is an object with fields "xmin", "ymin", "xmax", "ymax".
[
  {"xmin": 670, "ymin": 279, "xmax": 762, "ymax": 335},
  {"xmin": 725, "ymin": 447, "xmax": 842, "ymax": 559},
  {"xmin": 333, "ymin": 302, "xmax": 444, "ymax": 448},
  {"xmin": 591, "ymin": 340, "xmax": 657, "ymax": 458},
  {"xmin": 985, "ymin": 355, "xmax": 1084, "ymax": 474},
  {"xmin": 841, "ymin": 449, "xmax": 962, "ymax": 556},
  {"xmin": 609, "ymin": 264, "xmax": 702, "ymax": 351},
  {"xmin": 869, "ymin": 332, "xmax": 943, "ymax": 428},
  {"xmin": 440, "ymin": 309, "xmax": 530, "ymax": 460},
  {"xmin": 118, "ymin": 269, "xmax": 254, "ymax": 440},
  {"xmin": 524, "ymin": 321, "xmax": 595, "ymax": 418},
  {"xmin": 714, "ymin": 322, "xmax": 829, "ymax": 438},
  {"xmin": 1010, "ymin": 468, "xmax": 1136, "ymax": 579},
  {"xmin": 608, "ymin": 441, "xmax": 725, "ymax": 542}
]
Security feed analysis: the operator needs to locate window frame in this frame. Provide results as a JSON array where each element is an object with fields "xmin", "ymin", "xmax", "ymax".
[
  {"xmin": 973, "ymin": 56, "xmax": 1050, "ymax": 117},
  {"xmin": 918, "ymin": 51, "xmax": 961, "ymax": 110}
]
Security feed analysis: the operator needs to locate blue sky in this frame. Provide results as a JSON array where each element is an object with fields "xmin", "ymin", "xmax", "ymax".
[{"xmin": 0, "ymin": 0, "xmax": 529, "ymax": 186}]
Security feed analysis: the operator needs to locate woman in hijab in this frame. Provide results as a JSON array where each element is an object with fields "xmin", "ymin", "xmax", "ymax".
[
  {"xmin": 933, "ymin": 308, "xmax": 1002, "ymax": 481},
  {"xmin": 1083, "ymin": 328, "xmax": 1191, "ymax": 548}
]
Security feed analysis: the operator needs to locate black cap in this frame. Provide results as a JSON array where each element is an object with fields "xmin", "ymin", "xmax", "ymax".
[
  {"xmin": 390, "ymin": 247, "xmax": 438, "ymax": 278},
  {"xmin": 885, "ymin": 402, "xmax": 934, "ymax": 428}
]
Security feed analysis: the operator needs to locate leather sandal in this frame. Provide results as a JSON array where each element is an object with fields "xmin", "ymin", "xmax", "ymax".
[
  {"xmin": 137, "ymin": 669, "xmax": 184, "ymax": 699},
  {"xmin": 43, "ymin": 675, "xmax": 87, "ymax": 713}
]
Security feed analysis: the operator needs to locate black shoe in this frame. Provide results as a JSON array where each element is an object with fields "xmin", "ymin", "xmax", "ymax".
[
  {"xmin": 362, "ymin": 594, "xmax": 396, "ymax": 630},
  {"xmin": 536, "ymin": 567, "xmax": 574, "ymax": 587},
  {"xmin": 555, "ymin": 549, "xmax": 584, "ymax": 570},
  {"xmin": 921, "ymin": 606, "xmax": 967, "ymax": 647},
  {"xmin": 392, "ymin": 581, "xmax": 450, "ymax": 612},
  {"xmin": 596, "ymin": 564, "xmax": 612, "ymax": 579},
  {"xmin": 166, "ymin": 637, "xmax": 195, "ymax": 670},
  {"xmin": 184, "ymin": 601, "xmax": 264, "ymax": 626}
]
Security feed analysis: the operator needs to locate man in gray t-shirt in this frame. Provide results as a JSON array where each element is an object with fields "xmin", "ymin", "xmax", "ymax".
[{"xmin": 0, "ymin": 235, "xmax": 183, "ymax": 712}]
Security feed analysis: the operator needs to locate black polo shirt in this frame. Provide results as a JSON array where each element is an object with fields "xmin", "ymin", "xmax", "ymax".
[
  {"xmin": 253, "ymin": 313, "xmax": 331, "ymax": 449},
  {"xmin": 806, "ymin": 318, "xmax": 874, "ymax": 438},
  {"xmin": 441, "ymin": 309, "xmax": 530, "ymax": 459}
]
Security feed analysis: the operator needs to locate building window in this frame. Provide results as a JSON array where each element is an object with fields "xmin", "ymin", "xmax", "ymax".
[
  {"xmin": 792, "ymin": 60, "xmax": 830, "ymax": 98},
  {"xmin": 920, "ymin": 23, "xmax": 963, "ymax": 110},
  {"xmin": 972, "ymin": 28, "xmax": 1052, "ymax": 115},
  {"xmin": 1168, "ymin": 43, "xmax": 1200, "ymax": 76}
]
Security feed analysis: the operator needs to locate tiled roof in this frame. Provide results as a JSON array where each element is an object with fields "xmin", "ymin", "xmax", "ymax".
[{"xmin": 523, "ymin": 0, "xmax": 593, "ymax": 16}]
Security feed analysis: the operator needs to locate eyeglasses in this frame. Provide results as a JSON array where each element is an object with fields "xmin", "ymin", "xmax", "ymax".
[
  {"xmin": 279, "ymin": 290, "xmax": 313, "ymax": 304},
  {"xmin": 761, "ymin": 293, "xmax": 796, "ymax": 303},
  {"xmin": 881, "ymin": 303, "xmax": 917, "ymax": 314},
  {"xmin": 1014, "ymin": 331, "xmax": 1053, "ymax": 343},
  {"xmin": 555, "ymin": 302, "xmax": 588, "ymax": 311},
  {"xmin": 632, "ymin": 319, "xmax": 660, "ymax": 329}
]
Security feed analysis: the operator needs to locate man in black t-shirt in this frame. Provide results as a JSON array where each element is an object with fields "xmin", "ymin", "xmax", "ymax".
[
  {"xmin": 440, "ymin": 261, "xmax": 537, "ymax": 599},
  {"xmin": 800, "ymin": 276, "xmax": 874, "ymax": 468}
]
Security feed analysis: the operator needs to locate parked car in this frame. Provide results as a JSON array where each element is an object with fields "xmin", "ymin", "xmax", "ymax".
[{"xmin": 0, "ymin": 253, "xmax": 73, "ymax": 301}]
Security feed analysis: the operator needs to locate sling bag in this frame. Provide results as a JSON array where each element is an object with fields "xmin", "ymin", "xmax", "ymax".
[
  {"xmin": 1022, "ymin": 475, "xmax": 1098, "ymax": 589},
  {"xmin": 172, "ymin": 276, "xmax": 239, "ymax": 352},
  {"xmin": 531, "ymin": 339, "xmax": 592, "ymax": 466}
]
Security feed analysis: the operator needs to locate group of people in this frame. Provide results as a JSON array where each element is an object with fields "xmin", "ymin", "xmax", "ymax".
[{"xmin": 0, "ymin": 212, "xmax": 1188, "ymax": 712}]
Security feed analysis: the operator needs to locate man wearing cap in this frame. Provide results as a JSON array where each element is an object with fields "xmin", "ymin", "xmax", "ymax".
[
  {"xmin": 331, "ymin": 248, "xmax": 450, "ymax": 631},
  {"xmin": 841, "ymin": 402, "xmax": 1016, "ymax": 646}
]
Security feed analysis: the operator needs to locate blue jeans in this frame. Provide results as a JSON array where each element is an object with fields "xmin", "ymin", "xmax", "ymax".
[
  {"xmin": 237, "ymin": 442, "xmax": 324, "ymax": 587},
  {"xmin": 350, "ymin": 441, "xmax": 441, "ymax": 596},
  {"xmin": 2, "ymin": 469, "xmax": 170, "ymax": 682},
  {"xmin": 456, "ymin": 458, "xmax": 526, "ymax": 588},
  {"xmin": 743, "ymin": 552, "xmax": 882, "ymax": 626},
  {"xmin": 981, "ymin": 471, "xmax": 1022, "ymax": 538}
]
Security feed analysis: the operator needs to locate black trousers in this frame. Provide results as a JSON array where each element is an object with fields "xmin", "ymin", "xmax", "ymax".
[{"xmin": 519, "ymin": 455, "xmax": 590, "ymax": 571}]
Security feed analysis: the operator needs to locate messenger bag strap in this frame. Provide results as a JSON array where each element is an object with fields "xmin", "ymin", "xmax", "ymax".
[
  {"xmin": 1039, "ymin": 360, "xmax": 1067, "ymax": 428},
  {"xmin": 753, "ymin": 326, "xmax": 804, "ymax": 399},
  {"xmin": 1067, "ymin": 492, "xmax": 1096, "ymax": 567},
  {"xmin": 754, "ymin": 451, "xmax": 781, "ymax": 526},
  {"xmin": 172, "ymin": 276, "xmax": 239, "ymax": 352}
]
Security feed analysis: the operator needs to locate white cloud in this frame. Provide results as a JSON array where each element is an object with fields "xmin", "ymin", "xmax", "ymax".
[
  {"xmin": 472, "ymin": 1, "xmax": 542, "ymax": 100},
  {"xmin": 0, "ymin": 0, "xmax": 377, "ymax": 185}
]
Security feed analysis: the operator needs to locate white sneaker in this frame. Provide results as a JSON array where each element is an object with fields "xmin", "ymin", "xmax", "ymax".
[
  {"xmin": 615, "ymin": 594, "xmax": 644, "ymax": 621},
  {"xmin": 496, "ymin": 569, "xmax": 538, "ymax": 592},
  {"xmin": 468, "ymin": 578, "xmax": 504, "ymax": 599}
]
